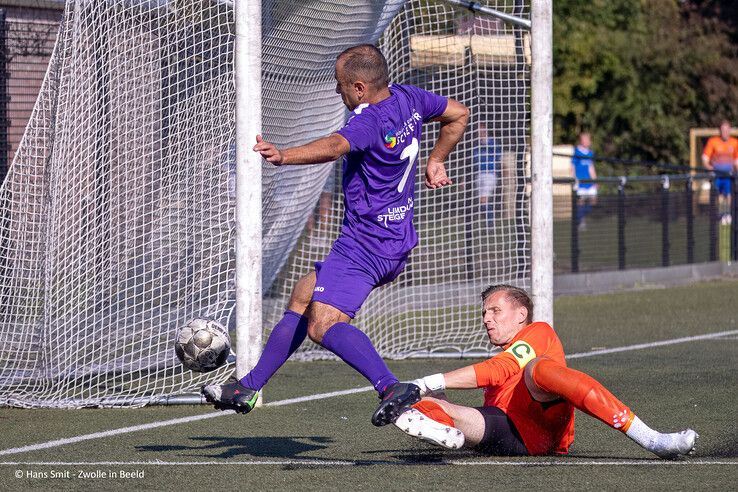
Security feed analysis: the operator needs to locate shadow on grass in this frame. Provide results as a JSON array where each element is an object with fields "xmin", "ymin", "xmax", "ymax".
[
  {"xmin": 364, "ymin": 446, "xmax": 477, "ymax": 463},
  {"xmin": 371, "ymin": 446, "xmax": 674, "ymax": 463},
  {"xmin": 136, "ymin": 435, "xmax": 333, "ymax": 459},
  {"xmin": 701, "ymin": 432, "xmax": 738, "ymax": 458}
]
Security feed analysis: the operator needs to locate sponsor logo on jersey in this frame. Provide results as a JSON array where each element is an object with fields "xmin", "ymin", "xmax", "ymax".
[
  {"xmin": 314, "ymin": 286, "xmax": 325, "ymax": 293},
  {"xmin": 377, "ymin": 197, "xmax": 414, "ymax": 227},
  {"xmin": 392, "ymin": 108, "xmax": 423, "ymax": 145},
  {"xmin": 384, "ymin": 130, "xmax": 397, "ymax": 149}
]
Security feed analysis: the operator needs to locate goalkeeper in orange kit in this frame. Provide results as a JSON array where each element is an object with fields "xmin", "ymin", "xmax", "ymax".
[{"xmin": 394, "ymin": 284, "xmax": 697, "ymax": 458}]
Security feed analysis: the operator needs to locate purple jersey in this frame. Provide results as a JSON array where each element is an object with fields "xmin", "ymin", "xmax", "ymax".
[{"xmin": 336, "ymin": 84, "xmax": 448, "ymax": 258}]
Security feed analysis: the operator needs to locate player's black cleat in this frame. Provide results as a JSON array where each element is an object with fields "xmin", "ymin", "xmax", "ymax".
[
  {"xmin": 371, "ymin": 382, "xmax": 421, "ymax": 427},
  {"xmin": 201, "ymin": 380, "xmax": 258, "ymax": 414}
]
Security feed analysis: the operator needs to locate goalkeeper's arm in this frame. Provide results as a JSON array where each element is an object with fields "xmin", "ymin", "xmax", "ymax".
[
  {"xmin": 413, "ymin": 365, "xmax": 478, "ymax": 396},
  {"xmin": 253, "ymin": 133, "xmax": 349, "ymax": 166},
  {"xmin": 414, "ymin": 353, "xmax": 522, "ymax": 396}
]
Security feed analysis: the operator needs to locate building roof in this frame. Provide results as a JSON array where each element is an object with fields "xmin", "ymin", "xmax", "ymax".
[{"xmin": 0, "ymin": 1, "xmax": 65, "ymax": 10}]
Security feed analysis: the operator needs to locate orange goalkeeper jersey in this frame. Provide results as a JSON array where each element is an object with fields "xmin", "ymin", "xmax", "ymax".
[
  {"xmin": 703, "ymin": 136, "xmax": 738, "ymax": 166},
  {"xmin": 473, "ymin": 322, "xmax": 575, "ymax": 455}
]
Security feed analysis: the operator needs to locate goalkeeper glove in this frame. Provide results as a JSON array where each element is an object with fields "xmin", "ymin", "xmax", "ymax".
[{"xmin": 411, "ymin": 373, "xmax": 446, "ymax": 397}]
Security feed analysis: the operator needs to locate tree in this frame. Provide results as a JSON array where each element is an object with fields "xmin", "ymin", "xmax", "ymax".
[{"xmin": 553, "ymin": 0, "xmax": 738, "ymax": 168}]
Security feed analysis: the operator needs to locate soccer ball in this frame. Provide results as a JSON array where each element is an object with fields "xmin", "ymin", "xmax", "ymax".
[{"xmin": 175, "ymin": 318, "xmax": 231, "ymax": 372}]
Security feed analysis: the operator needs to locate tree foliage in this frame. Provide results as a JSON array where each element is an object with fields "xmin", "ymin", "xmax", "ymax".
[{"xmin": 553, "ymin": 0, "xmax": 738, "ymax": 166}]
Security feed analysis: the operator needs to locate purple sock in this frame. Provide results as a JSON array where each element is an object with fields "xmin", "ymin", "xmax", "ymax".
[
  {"xmin": 239, "ymin": 310, "xmax": 308, "ymax": 390},
  {"xmin": 320, "ymin": 322, "xmax": 398, "ymax": 394}
]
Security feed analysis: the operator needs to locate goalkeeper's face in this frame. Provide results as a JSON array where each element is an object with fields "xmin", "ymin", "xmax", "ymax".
[{"xmin": 482, "ymin": 291, "xmax": 528, "ymax": 346}]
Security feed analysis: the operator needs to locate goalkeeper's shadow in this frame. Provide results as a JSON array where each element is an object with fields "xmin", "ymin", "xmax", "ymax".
[
  {"xmin": 136, "ymin": 435, "xmax": 334, "ymax": 460},
  {"xmin": 364, "ymin": 446, "xmax": 476, "ymax": 464}
]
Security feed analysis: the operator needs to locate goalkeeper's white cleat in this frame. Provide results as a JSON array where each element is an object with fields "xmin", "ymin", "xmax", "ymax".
[
  {"xmin": 394, "ymin": 408, "xmax": 465, "ymax": 450},
  {"xmin": 648, "ymin": 429, "xmax": 698, "ymax": 459}
]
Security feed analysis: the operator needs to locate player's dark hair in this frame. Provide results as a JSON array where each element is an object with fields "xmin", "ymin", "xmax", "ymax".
[
  {"xmin": 481, "ymin": 284, "xmax": 533, "ymax": 324},
  {"xmin": 337, "ymin": 44, "xmax": 389, "ymax": 90}
]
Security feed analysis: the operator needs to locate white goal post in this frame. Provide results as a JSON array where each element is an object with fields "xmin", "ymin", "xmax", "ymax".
[
  {"xmin": 0, "ymin": 0, "xmax": 551, "ymax": 408},
  {"xmin": 234, "ymin": 1, "xmax": 263, "ymax": 385},
  {"xmin": 530, "ymin": 0, "xmax": 553, "ymax": 323}
]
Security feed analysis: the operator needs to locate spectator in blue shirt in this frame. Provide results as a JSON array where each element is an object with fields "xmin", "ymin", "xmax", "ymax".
[
  {"xmin": 571, "ymin": 132, "xmax": 597, "ymax": 230},
  {"xmin": 474, "ymin": 122, "xmax": 502, "ymax": 227}
]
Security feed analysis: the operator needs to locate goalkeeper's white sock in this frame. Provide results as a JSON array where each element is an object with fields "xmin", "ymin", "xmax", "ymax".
[
  {"xmin": 626, "ymin": 416, "xmax": 698, "ymax": 459},
  {"xmin": 625, "ymin": 416, "xmax": 659, "ymax": 448}
]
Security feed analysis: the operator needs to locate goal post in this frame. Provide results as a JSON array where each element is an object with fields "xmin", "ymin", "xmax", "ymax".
[
  {"xmin": 0, "ymin": 0, "xmax": 550, "ymax": 408},
  {"xmin": 234, "ymin": 0, "xmax": 263, "ymax": 391},
  {"xmin": 530, "ymin": 0, "xmax": 553, "ymax": 323}
]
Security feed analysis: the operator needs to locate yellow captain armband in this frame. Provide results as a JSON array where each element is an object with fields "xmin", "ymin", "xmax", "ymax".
[{"xmin": 504, "ymin": 341, "xmax": 537, "ymax": 368}]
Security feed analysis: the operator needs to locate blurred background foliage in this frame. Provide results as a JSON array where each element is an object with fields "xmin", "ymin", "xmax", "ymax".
[{"xmin": 553, "ymin": 0, "xmax": 738, "ymax": 168}]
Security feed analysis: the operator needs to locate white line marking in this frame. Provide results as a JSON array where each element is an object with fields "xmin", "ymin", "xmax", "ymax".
[
  {"xmin": 451, "ymin": 460, "xmax": 738, "ymax": 466},
  {"xmin": 264, "ymin": 387, "xmax": 372, "ymax": 407},
  {"xmin": 0, "ymin": 460, "xmax": 735, "ymax": 467},
  {"xmin": 1, "ymin": 329, "xmax": 736, "ymax": 459},
  {"xmin": 0, "ymin": 412, "xmax": 233, "ymax": 457},
  {"xmin": 565, "ymin": 329, "xmax": 738, "ymax": 359}
]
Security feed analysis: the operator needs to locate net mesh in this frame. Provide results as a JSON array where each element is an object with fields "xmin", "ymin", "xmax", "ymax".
[
  {"xmin": 279, "ymin": 0, "xmax": 532, "ymax": 359},
  {"xmin": 0, "ymin": 0, "xmax": 531, "ymax": 408}
]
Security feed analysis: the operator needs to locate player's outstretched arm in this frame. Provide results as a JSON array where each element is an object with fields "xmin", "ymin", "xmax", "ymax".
[
  {"xmin": 253, "ymin": 133, "xmax": 350, "ymax": 166},
  {"xmin": 413, "ymin": 348, "xmax": 523, "ymax": 396},
  {"xmin": 413, "ymin": 364, "xmax": 478, "ymax": 396},
  {"xmin": 425, "ymin": 98, "xmax": 469, "ymax": 189}
]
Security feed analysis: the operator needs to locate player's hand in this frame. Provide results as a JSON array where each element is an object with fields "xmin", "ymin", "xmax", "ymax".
[
  {"xmin": 425, "ymin": 160, "xmax": 452, "ymax": 189},
  {"xmin": 411, "ymin": 373, "xmax": 446, "ymax": 397},
  {"xmin": 253, "ymin": 134, "xmax": 284, "ymax": 165}
]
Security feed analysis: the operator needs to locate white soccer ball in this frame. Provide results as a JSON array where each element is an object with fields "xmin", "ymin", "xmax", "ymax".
[{"xmin": 175, "ymin": 318, "xmax": 231, "ymax": 372}]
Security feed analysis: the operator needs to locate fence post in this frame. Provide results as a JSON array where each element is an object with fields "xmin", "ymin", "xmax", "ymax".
[
  {"xmin": 661, "ymin": 175, "xmax": 670, "ymax": 267},
  {"xmin": 686, "ymin": 177, "xmax": 694, "ymax": 264},
  {"xmin": 709, "ymin": 175, "xmax": 717, "ymax": 261},
  {"xmin": 618, "ymin": 177, "xmax": 626, "ymax": 270},
  {"xmin": 570, "ymin": 181, "xmax": 579, "ymax": 273},
  {"xmin": 732, "ymin": 174, "xmax": 738, "ymax": 262},
  {"xmin": 0, "ymin": 9, "xmax": 7, "ymax": 184}
]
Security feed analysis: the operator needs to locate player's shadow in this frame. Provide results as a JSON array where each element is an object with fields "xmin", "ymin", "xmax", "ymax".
[
  {"xmin": 701, "ymin": 432, "xmax": 738, "ymax": 458},
  {"xmin": 366, "ymin": 446, "xmax": 476, "ymax": 464},
  {"xmin": 136, "ymin": 435, "xmax": 333, "ymax": 460}
]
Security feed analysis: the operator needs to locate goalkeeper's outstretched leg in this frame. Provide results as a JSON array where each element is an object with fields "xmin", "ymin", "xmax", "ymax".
[{"xmin": 525, "ymin": 357, "xmax": 698, "ymax": 459}]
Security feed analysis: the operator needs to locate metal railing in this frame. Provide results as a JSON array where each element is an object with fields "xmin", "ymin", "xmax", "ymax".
[{"xmin": 553, "ymin": 173, "xmax": 737, "ymax": 274}]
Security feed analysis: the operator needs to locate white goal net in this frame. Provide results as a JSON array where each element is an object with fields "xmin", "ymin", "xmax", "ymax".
[
  {"xmin": 0, "ymin": 0, "xmax": 531, "ymax": 408},
  {"xmin": 276, "ymin": 0, "xmax": 532, "ymax": 359}
]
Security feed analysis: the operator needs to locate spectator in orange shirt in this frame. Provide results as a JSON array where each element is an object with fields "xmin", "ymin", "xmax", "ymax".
[
  {"xmin": 394, "ymin": 285, "xmax": 697, "ymax": 458},
  {"xmin": 702, "ymin": 120, "xmax": 738, "ymax": 224}
]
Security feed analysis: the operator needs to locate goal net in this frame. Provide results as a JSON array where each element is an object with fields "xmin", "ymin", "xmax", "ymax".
[
  {"xmin": 276, "ymin": 0, "xmax": 532, "ymax": 359},
  {"xmin": 0, "ymin": 0, "xmax": 531, "ymax": 408}
]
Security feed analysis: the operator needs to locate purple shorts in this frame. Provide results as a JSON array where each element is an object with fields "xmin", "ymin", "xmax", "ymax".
[{"xmin": 312, "ymin": 236, "xmax": 407, "ymax": 318}]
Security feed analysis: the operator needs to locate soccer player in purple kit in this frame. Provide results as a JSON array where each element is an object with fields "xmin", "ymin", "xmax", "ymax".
[{"xmin": 202, "ymin": 44, "xmax": 469, "ymax": 426}]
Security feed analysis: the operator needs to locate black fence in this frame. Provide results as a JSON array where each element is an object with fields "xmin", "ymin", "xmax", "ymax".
[
  {"xmin": 0, "ymin": 6, "xmax": 61, "ymax": 184},
  {"xmin": 553, "ymin": 173, "xmax": 738, "ymax": 274}
]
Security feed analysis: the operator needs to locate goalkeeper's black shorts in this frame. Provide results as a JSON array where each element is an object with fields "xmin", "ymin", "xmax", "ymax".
[{"xmin": 473, "ymin": 406, "xmax": 529, "ymax": 456}]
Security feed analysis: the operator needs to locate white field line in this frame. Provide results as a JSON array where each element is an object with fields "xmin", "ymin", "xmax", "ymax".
[
  {"xmin": 565, "ymin": 329, "xmax": 738, "ymax": 359},
  {"xmin": 0, "ymin": 329, "xmax": 736, "ymax": 459},
  {"xmin": 0, "ymin": 460, "xmax": 735, "ymax": 467}
]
